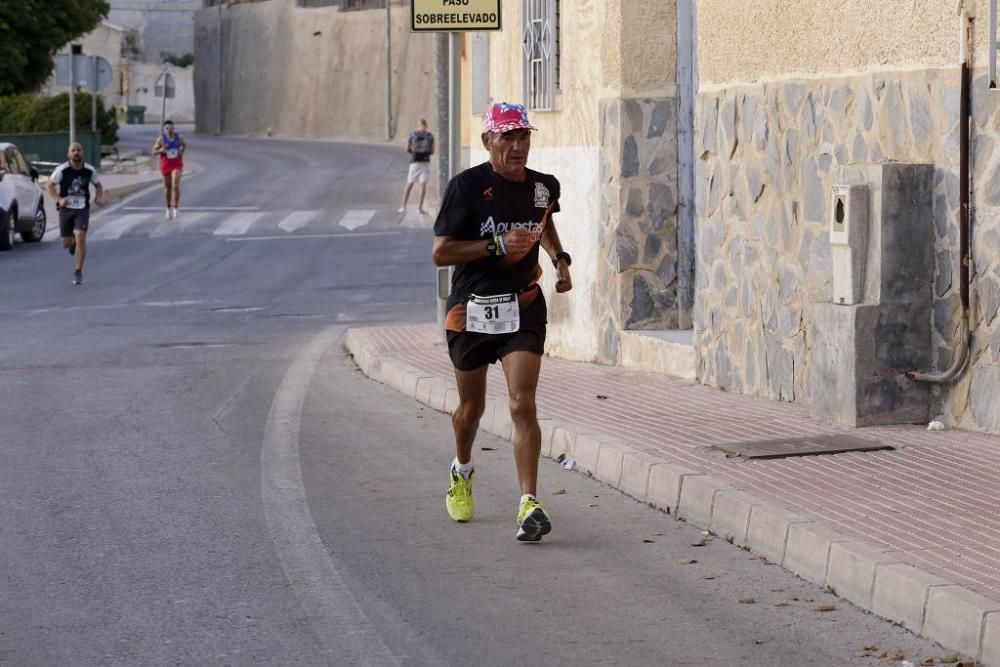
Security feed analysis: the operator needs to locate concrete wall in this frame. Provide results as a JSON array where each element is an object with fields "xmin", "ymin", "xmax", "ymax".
[
  {"xmin": 473, "ymin": 0, "xmax": 680, "ymax": 363},
  {"xmin": 693, "ymin": 0, "xmax": 1000, "ymax": 434},
  {"xmin": 128, "ymin": 63, "xmax": 195, "ymax": 124},
  {"xmin": 108, "ymin": 0, "xmax": 200, "ymax": 63},
  {"xmin": 41, "ymin": 23, "xmax": 126, "ymax": 100},
  {"xmin": 194, "ymin": 0, "xmax": 436, "ymax": 142}
]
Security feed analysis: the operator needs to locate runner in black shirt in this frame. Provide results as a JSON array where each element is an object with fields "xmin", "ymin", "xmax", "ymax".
[
  {"xmin": 432, "ymin": 102, "xmax": 572, "ymax": 542},
  {"xmin": 48, "ymin": 143, "xmax": 103, "ymax": 285}
]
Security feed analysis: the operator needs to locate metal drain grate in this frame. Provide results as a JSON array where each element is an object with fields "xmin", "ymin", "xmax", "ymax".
[{"xmin": 711, "ymin": 435, "xmax": 893, "ymax": 460}]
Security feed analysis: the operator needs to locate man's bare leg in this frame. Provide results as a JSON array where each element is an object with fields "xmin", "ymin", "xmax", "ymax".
[
  {"xmin": 501, "ymin": 351, "xmax": 542, "ymax": 496},
  {"xmin": 170, "ymin": 170, "xmax": 182, "ymax": 210},
  {"xmin": 452, "ymin": 365, "xmax": 488, "ymax": 465},
  {"xmin": 400, "ymin": 182, "xmax": 414, "ymax": 211},
  {"xmin": 418, "ymin": 183, "xmax": 428, "ymax": 213},
  {"xmin": 162, "ymin": 174, "xmax": 173, "ymax": 216},
  {"xmin": 73, "ymin": 230, "xmax": 86, "ymax": 272}
]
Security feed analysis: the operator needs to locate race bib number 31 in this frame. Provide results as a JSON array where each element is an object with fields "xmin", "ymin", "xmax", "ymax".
[{"xmin": 466, "ymin": 293, "xmax": 520, "ymax": 335}]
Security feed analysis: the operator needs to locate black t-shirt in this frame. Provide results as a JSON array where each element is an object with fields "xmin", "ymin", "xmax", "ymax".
[
  {"xmin": 409, "ymin": 130, "xmax": 434, "ymax": 163},
  {"xmin": 434, "ymin": 162, "xmax": 561, "ymax": 328},
  {"xmin": 50, "ymin": 161, "xmax": 100, "ymax": 210}
]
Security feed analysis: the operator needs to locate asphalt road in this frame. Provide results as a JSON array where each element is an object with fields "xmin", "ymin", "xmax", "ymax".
[{"xmin": 0, "ymin": 128, "xmax": 948, "ymax": 666}]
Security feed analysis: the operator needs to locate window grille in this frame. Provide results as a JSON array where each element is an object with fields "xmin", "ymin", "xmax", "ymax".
[{"xmin": 522, "ymin": 0, "xmax": 559, "ymax": 111}]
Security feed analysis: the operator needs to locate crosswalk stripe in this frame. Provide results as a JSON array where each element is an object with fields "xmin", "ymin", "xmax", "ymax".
[
  {"xmin": 338, "ymin": 210, "xmax": 376, "ymax": 231},
  {"xmin": 278, "ymin": 210, "xmax": 320, "ymax": 233},
  {"xmin": 89, "ymin": 214, "xmax": 152, "ymax": 240},
  {"xmin": 213, "ymin": 212, "xmax": 267, "ymax": 236},
  {"xmin": 149, "ymin": 212, "xmax": 211, "ymax": 237}
]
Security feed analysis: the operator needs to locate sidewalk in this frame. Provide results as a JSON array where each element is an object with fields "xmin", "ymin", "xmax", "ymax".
[{"xmin": 347, "ymin": 323, "xmax": 1000, "ymax": 665}]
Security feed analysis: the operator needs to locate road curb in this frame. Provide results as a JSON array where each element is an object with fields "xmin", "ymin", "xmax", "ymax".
[{"xmin": 344, "ymin": 326, "xmax": 995, "ymax": 665}]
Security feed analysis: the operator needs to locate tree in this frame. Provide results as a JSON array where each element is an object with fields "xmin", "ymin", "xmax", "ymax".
[{"xmin": 0, "ymin": 0, "xmax": 110, "ymax": 96}]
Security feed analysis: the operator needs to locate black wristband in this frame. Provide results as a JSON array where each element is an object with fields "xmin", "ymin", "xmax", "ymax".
[
  {"xmin": 486, "ymin": 239, "xmax": 499, "ymax": 256},
  {"xmin": 552, "ymin": 251, "xmax": 572, "ymax": 267}
]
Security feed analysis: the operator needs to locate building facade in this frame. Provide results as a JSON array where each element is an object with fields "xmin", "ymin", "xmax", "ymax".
[{"xmin": 468, "ymin": 0, "xmax": 1000, "ymax": 435}]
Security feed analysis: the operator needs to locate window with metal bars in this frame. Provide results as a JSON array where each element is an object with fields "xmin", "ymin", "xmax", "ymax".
[{"xmin": 522, "ymin": 0, "xmax": 559, "ymax": 111}]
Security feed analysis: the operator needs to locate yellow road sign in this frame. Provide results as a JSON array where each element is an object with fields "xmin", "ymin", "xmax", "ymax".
[{"xmin": 411, "ymin": 0, "xmax": 502, "ymax": 32}]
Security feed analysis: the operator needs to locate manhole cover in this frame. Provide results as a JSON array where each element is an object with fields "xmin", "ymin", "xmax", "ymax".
[{"xmin": 711, "ymin": 435, "xmax": 893, "ymax": 460}]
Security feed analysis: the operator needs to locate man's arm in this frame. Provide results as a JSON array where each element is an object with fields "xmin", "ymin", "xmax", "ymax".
[
  {"xmin": 93, "ymin": 181, "xmax": 104, "ymax": 206},
  {"xmin": 540, "ymin": 218, "xmax": 573, "ymax": 294},
  {"xmin": 47, "ymin": 170, "xmax": 65, "ymax": 207},
  {"xmin": 152, "ymin": 137, "xmax": 164, "ymax": 155},
  {"xmin": 432, "ymin": 231, "xmax": 536, "ymax": 266},
  {"xmin": 179, "ymin": 136, "xmax": 187, "ymax": 156}
]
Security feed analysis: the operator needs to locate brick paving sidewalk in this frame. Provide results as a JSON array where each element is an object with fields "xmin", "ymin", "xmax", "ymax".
[{"xmin": 358, "ymin": 323, "xmax": 1000, "ymax": 606}]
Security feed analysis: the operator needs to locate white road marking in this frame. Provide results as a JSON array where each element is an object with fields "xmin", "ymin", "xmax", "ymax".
[
  {"xmin": 260, "ymin": 327, "xmax": 398, "ymax": 666},
  {"xmin": 124, "ymin": 206, "xmax": 259, "ymax": 212},
  {"xmin": 212, "ymin": 212, "xmax": 267, "ymax": 236},
  {"xmin": 225, "ymin": 231, "xmax": 402, "ymax": 242},
  {"xmin": 149, "ymin": 212, "xmax": 210, "ymax": 237},
  {"xmin": 278, "ymin": 210, "xmax": 320, "ymax": 233},
  {"xmin": 88, "ymin": 213, "xmax": 152, "ymax": 240},
  {"xmin": 338, "ymin": 209, "xmax": 376, "ymax": 231}
]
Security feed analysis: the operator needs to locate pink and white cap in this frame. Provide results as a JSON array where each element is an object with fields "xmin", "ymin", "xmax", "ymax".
[{"xmin": 482, "ymin": 102, "xmax": 537, "ymax": 134}]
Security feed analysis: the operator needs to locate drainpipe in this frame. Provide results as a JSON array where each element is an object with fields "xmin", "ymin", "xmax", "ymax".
[{"xmin": 907, "ymin": 2, "xmax": 973, "ymax": 383}]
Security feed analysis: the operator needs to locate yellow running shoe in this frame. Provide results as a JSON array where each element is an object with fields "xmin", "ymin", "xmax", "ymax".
[
  {"xmin": 516, "ymin": 496, "xmax": 551, "ymax": 542},
  {"xmin": 446, "ymin": 469, "xmax": 474, "ymax": 522}
]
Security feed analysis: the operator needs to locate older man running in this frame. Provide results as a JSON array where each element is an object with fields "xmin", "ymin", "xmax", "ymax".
[{"xmin": 432, "ymin": 102, "xmax": 573, "ymax": 542}]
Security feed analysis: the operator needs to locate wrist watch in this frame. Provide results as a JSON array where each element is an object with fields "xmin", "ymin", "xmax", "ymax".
[
  {"xmin": 486, "ymin": 239, "xmax": 499, "ymax": 257},
  {"xmin": 552, "ymin": 251, "xmax": 572, "ymax": 267}
]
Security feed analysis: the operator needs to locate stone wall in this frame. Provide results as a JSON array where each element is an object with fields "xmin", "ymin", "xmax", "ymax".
[
  {"xmin": 693, "ymin": 66, "xmax": 1000, "ymax": 434},
  {"xmin": 595, "ymin": 96, "xmax": 680, "ymax": 362}
]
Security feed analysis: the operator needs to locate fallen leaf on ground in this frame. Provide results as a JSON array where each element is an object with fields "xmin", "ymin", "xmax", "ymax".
[
  {"xmin": 642, "ymin": 539, "xmax": 656, "ymax": 544},
  {"xmin": 738, "ymin": 597, "xmax": 756, "ymax": 604},
  {"xmin": 815, "ymin": 604, "xmax": 837, "ymax": 612},
  {"xmin": 684, "ymin": 559, "xmax": 698, "ymax": 564},
  {"xmin": 774, "ymin": 601, "xmax": 792, "ymax": 608},
  {"xmin": 655, "ymin": 532, "xmax": 664, "ymax": 536},
  {"xmin": 589, "ymin": 503, "xmax": 598, "ymax": 507},
  {"xmin": 883, "ymin": 649, "xmax": 906, "ymax": 661},
  {"xmin": 596, "ymin": 395, "xmax": 609, "ymax": 400},
  {"xmin": 690, "ymin": 539, "xmax": 708, "ymax": 547},
  {"xmin": 725, "ymin": 452, "xmax": 741, "ymax": 459},
  {"xmin": 703, "ymin": 575, "xmax": 716, "ymax": 580},
  {"xmin": 480, "ymin": 447, "xmax": 496, "ymax": 451},
  {"xmin": 938, "ymin": 656, "xmax": 959, "ymax": 664},
  {"xmin": 553, "ymin": 489, "xmax": 567, "ymax": 495}
]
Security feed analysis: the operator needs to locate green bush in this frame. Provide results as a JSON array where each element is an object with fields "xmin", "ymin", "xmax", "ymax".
[
  {"xmin": 0, "ymin": 92, "xmax": 118, "ymax": 145},
  {"xmin": 162, "ymin": 53, "xmax": 194, "ymax": 68}
]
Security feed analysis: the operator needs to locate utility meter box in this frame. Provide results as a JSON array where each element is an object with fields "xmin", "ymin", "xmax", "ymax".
[{"xmin": 830, "ymin": 184, "xmax": 869, "ymax": 305}]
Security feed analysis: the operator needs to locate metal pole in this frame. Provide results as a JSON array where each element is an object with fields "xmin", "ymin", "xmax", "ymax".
[
  {"xmin": 435, "ymin": 34, "xmax": 449, "ymax": 194},
  {"xmin": 448, "ymin": 32, "xmax": 461, "ymax": 180},
  {"xmin": 386, "ymin": 0, "xmax": 392, "ymax": 140},
  {"xmin": 69, "ymin": 49, "xmax": 77, "ymax": 145},
  {"xmin": 218, "ymin": 5, "xmax": 225, "ymax": 135},
  {"xmin": 161, "ymin": 71, "xmax": 168, "ymax": 124},
  {"xmin": 91, "ymin": 57, "xmax": 98, "ymax": 133}
]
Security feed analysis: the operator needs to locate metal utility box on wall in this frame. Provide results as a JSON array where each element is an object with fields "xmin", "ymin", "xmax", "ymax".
[
  {"xmin": 808, "ymin": 164, "xmax": 934, "ymax": 427},
  {"xmin": 830, "ymin": 184, "xmax": 868, "ymax": 306}
]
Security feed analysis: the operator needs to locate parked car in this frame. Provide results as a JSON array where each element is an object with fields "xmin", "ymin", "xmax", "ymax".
[{"xmin": 0, "ymin": 142, "xmax": 47, "ymax": 251}]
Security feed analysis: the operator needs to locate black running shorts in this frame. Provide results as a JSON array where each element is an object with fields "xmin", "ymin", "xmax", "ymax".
[
  {"xmin": 446, "ymin": 326, "xmax": 546, "ymax": 371},
  {"xmin": 59, "ymin": 208, "xmax": 90, "ymax": 237}
]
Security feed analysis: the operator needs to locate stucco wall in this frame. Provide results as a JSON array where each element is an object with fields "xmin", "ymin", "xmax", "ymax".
[
  {"xmin": 697, "ymin": 0, "xmax": 975, "ymax": 87},
  {"xmin": 693, "ymin": 0, "xmax": 1000, "ymax": 434},
  {"xmin": 195, "ymin": 0, "xmax": 435, "ymax": 141},
  {"xmin": 477, "ymin": 0, "xmax": 680, "ymax": 362}
]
